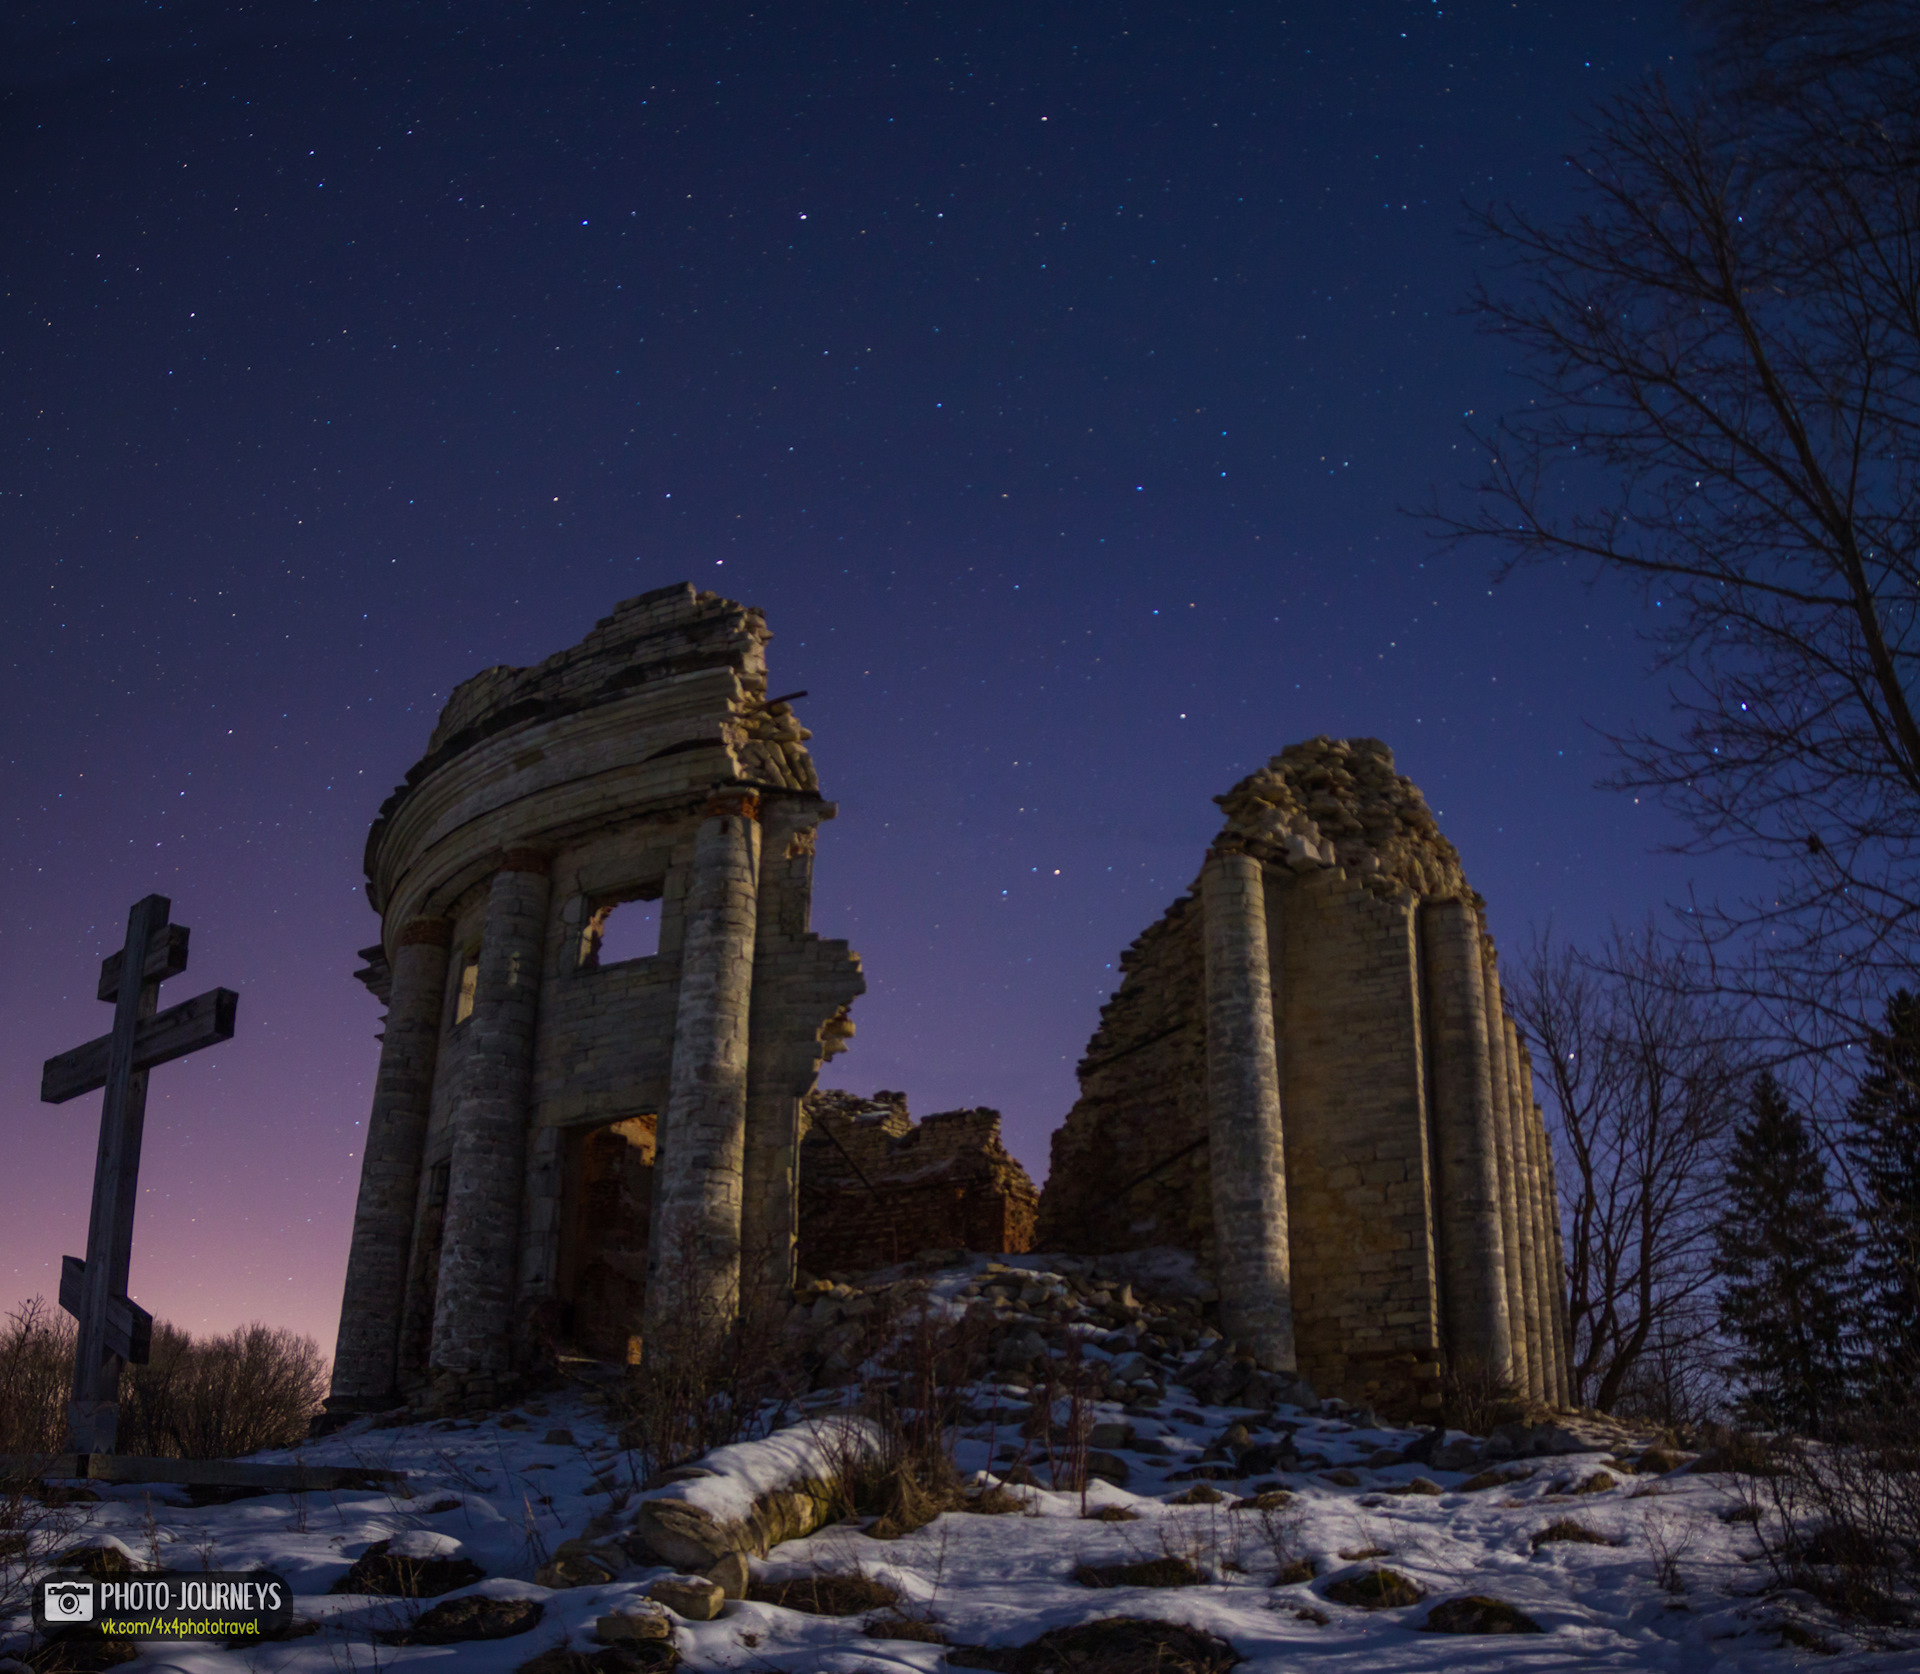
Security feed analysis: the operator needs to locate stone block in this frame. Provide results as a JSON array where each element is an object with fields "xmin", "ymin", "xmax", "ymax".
[{"xmin": 647, "ymin": 1574, "xmax": 725, "ymax": 1621}]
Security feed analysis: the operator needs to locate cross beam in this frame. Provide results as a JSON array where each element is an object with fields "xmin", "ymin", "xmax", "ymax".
[
  {"xmin": 43, "ymin": 895, "xmax": 238, "ymax": 1456},
  {"xmin": 42, "ymin": 988, "xmax": 238, "ymax": 1105}
]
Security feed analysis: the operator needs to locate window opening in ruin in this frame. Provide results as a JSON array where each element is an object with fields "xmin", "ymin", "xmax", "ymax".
[
  {"xmin": 580, "ymin": 894, "xmax": 661, "ymax": 968},
  {"xmin": 453, "ymin": 955, "xmax": 479, "ymax": 1024}
]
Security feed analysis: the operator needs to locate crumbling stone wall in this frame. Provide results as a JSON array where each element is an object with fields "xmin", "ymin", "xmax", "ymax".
[
  {"xmin": 796, "ymin": 1091, "xmax": 1039, "ymax": 1278},
  {"xmin": 1038, "ymin": 737, "xmax": 1571, "ymax": 1417},
  {"xmin": 328, "ymin": 585, "xmax": 864, "ymax": 1415}
]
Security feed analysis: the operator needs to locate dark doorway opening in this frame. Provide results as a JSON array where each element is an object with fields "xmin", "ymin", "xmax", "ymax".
[{"xmin": 558, "ymin": 1116, "xmax": 656, "ymax": 1364}]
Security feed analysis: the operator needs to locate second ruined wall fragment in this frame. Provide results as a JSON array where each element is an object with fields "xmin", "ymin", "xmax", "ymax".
[{"xmin": 1036, "ymin": 735, "xmax": 1570, "ymax": 1414}]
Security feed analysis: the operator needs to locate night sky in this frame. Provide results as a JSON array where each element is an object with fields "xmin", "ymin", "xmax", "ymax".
[{"xmin": 3, "ymin": 1, "xmax": 1711, "ymax": 1354}]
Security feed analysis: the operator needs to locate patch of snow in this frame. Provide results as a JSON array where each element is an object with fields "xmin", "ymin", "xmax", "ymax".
[
  {"xmin": 5, "ymin": 1268, "xmax": 1918, "ymax": 1670},
  {"xmin": 381, "ymin": 1530, "xmax": 466, "ymax": 1559},
  {"xmin": 661, "ymin": 1414, "xmax": 884, "ymax": 1527}
]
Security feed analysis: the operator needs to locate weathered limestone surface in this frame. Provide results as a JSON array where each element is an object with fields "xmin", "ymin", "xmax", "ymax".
[
  {"xmin": 429, "ymin": 854, "xmax": 550, "ymax": 1403},
  {"xmin": 1200, "ymin": 850, "xmax": 1294, "ymax": 1370},
  {"xmin": 646, "ymin": 797, "xmax": 760, "ymax": 1338},
  {"xmin": 1420, "ymin": 901, "xmax": 1510, "ymax": 1384},
  {"xmin": 1495, "ymin": 997, "xmax": 1544, "ymax": 1402},
  {"xmin": 327, "ymin": 586, "xmax": 863, "ymax": 1413},
  {"xmin": 1037, "ymin": 737, "xmax": 1570, "ymax": 1416},
  {"xmin": 329, "ymin": 920, "xmax": 451, "ymax": 1405},
  {"xmin": 1479, "ymin": 950, "xmax": 1526, "ymax": 1394},
  {"xmin": 795, "ymin": 1091, "xmax": 1039, "ymax": 1277}
]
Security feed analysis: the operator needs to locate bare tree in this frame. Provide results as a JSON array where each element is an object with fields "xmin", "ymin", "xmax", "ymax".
[
  {"xmin": 1442, "ymin": 8, "xmax": 1920, "ymax": 1053},
  {"xmin": 1511, "ymin": 925, "xmax": 1747, "ymax": 1413}
]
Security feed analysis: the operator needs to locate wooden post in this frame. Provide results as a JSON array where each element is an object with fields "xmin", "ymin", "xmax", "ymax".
[{"xmin": 42, "ymin": 895, "xmax": 238, "ymax": 1455}]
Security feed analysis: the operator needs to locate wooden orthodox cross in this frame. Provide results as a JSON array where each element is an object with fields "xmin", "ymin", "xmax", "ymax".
[{"xmin": 40, "ymin": 895, "xmax": 237, "ymax": 1455}]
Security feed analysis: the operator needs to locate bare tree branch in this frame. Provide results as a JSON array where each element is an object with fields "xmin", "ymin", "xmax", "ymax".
[
  {"xmin": 1434, "ymin": 15, "xmax": 1920, "ymax": 1049},
  {"xmin": 1511, "ymin": 925, "xmax": 1747, "ymax": 1413}
]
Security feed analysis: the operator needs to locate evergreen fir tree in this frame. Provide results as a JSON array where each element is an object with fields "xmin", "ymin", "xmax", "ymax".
[
  {"xmin": 1713, "ymin": 1073, "xmax": 1854, "ymax": 1434},
  {"xmin": 1848, "ymin": 991, "xmax": 1920, "ymax": 1381}
]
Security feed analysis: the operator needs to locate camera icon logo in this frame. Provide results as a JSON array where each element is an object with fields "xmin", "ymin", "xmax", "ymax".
[{"xmin": 43, "ymin": 1580, "xmax": 95, "ymax": 1623}]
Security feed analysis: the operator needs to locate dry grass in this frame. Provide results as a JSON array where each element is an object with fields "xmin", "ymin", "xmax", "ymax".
[
  {"xmin": 957, "ymin": 1484, "xmax": 1027, "ymax": 1516},
  {"xmin": 746, "ymin": 1571, "xmax": 901, "ymax": 1615},
  {"xmin": 1440, "ymin": 1353, "xmax": 1518, "ymax": 1435},
  {"xmin": 864, "ymin": 1614, "xmax": 948, "ymax": 1643}
]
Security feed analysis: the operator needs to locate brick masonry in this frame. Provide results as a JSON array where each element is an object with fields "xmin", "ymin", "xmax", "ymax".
[
  {"xmin": 1037, "ymin": 736, "xmax": 1571, "ymax": 1416},
  {"xmin": 794, "ymin": 1091, "xmax": 1039, "ymax": 1278}
]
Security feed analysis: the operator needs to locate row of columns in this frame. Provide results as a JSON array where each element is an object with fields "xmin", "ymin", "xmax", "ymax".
[
  {"xmin": 1422, "ymin": 899, "xmax": 1568, "ymax": 1405},
  {"xmin": 329, "ymin": 791, "xmax": 768, "ymax": 1411},
  {"xmin": 1191, "ymin": 857, "xmax": 1569, "ymax": 1405}
]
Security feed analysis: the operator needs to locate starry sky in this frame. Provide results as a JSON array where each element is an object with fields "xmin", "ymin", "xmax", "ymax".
[{"xmin": 2, "ymin": 0, "xmax": 1718, "ymax": 1354}]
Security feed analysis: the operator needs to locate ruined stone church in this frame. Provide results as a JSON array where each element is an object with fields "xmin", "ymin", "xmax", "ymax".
[
  {"xmin": 327, "ymin": 589, "xmax": 1568, "ymax": 1417},
  {"xmin": 327, "ymin": 586, "xmax": 865, "ymax": 1413}
]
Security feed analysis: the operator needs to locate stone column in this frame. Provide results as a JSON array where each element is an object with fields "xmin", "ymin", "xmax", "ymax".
[
  {"xmin": 740, "ymin": 1085, "xmax": 802, "ymax": 1312},
  {"xmin": 1537, "ymin": 1099, "xmax": 1575, "ymax": 1406},
  {"xmin": 1521, "ymin": 1100, "xmax": 1562, "ymax": 1407},
  {"xmin": 328, "ymin": 918, "xmax": 452, "ymax": 1411},
  {"xmin": 1500, "ymin": 1014, "xmax": 1547, "ymax": 1401},
  {"xmin": 740, "ymin": 802, "xmax": 810, "ymax": 1318},
  {"xmin": 429, "ymin": 851, "xmax": 550, "ymax": 1400},
  {"xmin": 1477, "ymin": 950, "xmax": 1531, "ymax": 1397},
  {"xmin": 1419, "ymin": 902, "xmax": 1512, "ymax": 1382},
  {"xmin": 646, "ymin": 792, "xmax": 761, "ymax": 1348},
  {"xmin": 1200, "ymin": 848, "xmax": 1294, "ymax": 1370}
]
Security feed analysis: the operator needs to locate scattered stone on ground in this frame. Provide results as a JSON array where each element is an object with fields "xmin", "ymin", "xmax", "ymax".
[
  {"xmin": 1423, "ymin": 1595, "xmax": 1544, "ymax": 1634},
  {"xmin": 1324, "ymin": 1567, "xmax": 1427, "ymax": 1609},
  {"xmin": 515, "ymin": 1643, "xmax": 678, "ymax": 1674},
  {"xmin": 645, "ymin": 1574, "xmax": 725, "ymax": 1621},
  {"xmin": 1531, "ymin": 1518, "xmax": 1617, "ymax": 1549},
  {"xmin": 379, "ymin": 1594, "xmax": 545, "ymax": 1644},
  {"xmin": 534, "ymin": 1537, "xmax": 628, "ymax": 1588},
  {"xmin": 1072, "ymin": 1557, "xmax": 1208, "ymax": 1589},
  {"xmin": 329, "ymin": 1537, "xmax": 485, "ymax": 1597},
  {"xmin": 595, "ymin": 1606, "xmax": 673, "ymax": 1644},
  {"xmin": 948, "ymin": 1617, "xmax": 1242, "ymax": 1673}
]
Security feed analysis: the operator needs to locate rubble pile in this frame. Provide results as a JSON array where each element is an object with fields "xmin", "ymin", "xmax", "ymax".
[{"xmin": 783, "ymin": 1252, "xmax": 1313, "ymax": 1411}]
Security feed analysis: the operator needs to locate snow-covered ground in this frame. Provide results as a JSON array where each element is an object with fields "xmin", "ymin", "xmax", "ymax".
[{"xmin": 7, "ymin": 1325, "xmax": 1920, "ymax": 1669}]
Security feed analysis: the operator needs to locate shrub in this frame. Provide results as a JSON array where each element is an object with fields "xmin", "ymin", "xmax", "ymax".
[
  {"xmin": 0, "ymin": 1299, "xmax": 325, "ymax": 1461},
  {"xmin": 1734, "ymin": 1384, "xmax": 1920, "ymax": 1624},
  {"xmin": 122, "ymin": 1322, "xmax": 327, "ymax": 1458},
  {"xmin": 0, "ymin": 1299, "xmax": 74, "ymax": 1456},
  {"xmin": 1440, "ymin": 1352, "xmax": 1516, "ymax": 1435}
]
